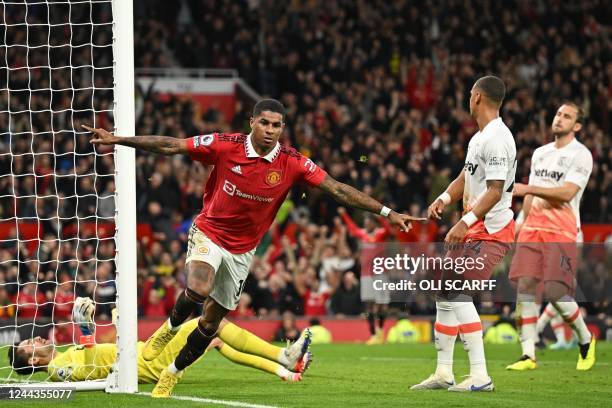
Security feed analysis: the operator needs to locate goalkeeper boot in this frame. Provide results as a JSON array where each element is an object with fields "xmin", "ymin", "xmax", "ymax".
[
  {"xmin": 151, "ymin": 367, "xmax": 182, "ymax": 398},
  {"xmin": 284, "ymin": 328, "xmax": 312, "ymax": 371},
  {"xmin": 280, "ymin": 372, "xmax": 303, "ymax": 382},
  {"xmin": 448, "ymin": 375, "xmax": 494, "ymax": 392},
  {"xmin": 576, "ymin": 335, "xmax": 596, "ymax": 371},
  {"xmin": 143, "ymin": 321, "xmax": 177, "ymax": 361},
  {"xmin": 506, "ymin": 355, "xmax": 537, "ymax": 371},
  {"xmin": 293, "ymin": 351, "xmax": 313, "ymax": 375},
  {"xmin": 410, "ymin": 373, "xmax": 455, "ymax": 390}
]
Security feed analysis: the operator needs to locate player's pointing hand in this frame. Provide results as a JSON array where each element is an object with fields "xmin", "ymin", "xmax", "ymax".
[
  {"xmin": 83, "ymin": 124, "xmax": 119, "ymax": 145},
  {"xmin": 388, "ymin": 211, "xmax": 427, "ymax": 233},
  {"xmin": 427, "ymin": 198, "xmax": 446, "ymax": 220}
]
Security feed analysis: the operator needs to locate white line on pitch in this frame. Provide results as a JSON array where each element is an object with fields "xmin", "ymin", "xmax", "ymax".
[
  {"xmin": 136, "ymin": 392, "xmax": 280, "ymax": 408},
  {"xmin": 359, "ymin": 357, "xmax": 609, "ymax": 365}
]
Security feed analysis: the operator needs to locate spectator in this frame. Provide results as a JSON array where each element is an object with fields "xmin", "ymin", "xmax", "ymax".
[
  {"xmin": 274, "ymin": 311, "xmax": 301, "ymax": 343},
  {"xmin": 330, "ymin": 272, "xmax": 362, "ymax": 317}
]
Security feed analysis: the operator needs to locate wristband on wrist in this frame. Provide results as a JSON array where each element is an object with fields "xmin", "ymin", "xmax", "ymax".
[
  {"xmin": 437, "ymin": 192, "xmax": 452, "ymax": 205},
  {"xmin": 380, "ymin": 206, "xmax": 392, "ymax": 217},
  {"xmin": 461, "ymin": 211, "xmax": 478, "ymax": 227}
]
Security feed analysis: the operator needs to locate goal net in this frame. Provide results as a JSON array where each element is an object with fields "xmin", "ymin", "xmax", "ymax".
[{"xmin": 0, "ymin": 0, "xmax": 136, "ymax": 392}]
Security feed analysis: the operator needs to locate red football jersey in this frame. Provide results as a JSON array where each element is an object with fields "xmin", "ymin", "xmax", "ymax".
[{"xmin": 188, "ymin": 133, "xmax": 327, "ymax": 253}]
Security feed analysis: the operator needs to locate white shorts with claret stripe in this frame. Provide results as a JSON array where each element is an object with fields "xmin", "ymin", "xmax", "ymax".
[{"xmin": 186, "ymin": 224, "xmax": 254, "ymax": 310}]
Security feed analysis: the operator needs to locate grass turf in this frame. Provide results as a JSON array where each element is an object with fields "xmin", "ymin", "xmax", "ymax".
[{"xmin": 0, "ymin": 342, "xmax": 610, "ymax": 407}]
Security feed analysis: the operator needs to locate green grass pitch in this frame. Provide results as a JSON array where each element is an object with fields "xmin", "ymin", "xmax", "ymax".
[{"xmin": 1, "ymin": 342, "xmax": 610, "ymax": 407}]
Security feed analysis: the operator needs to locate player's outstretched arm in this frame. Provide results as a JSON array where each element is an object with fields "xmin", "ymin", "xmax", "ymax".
[
  {"xmin": 427, "ymin": 169, "xmax": 465, "ymax": 219},
  {"xmin": 83, "ymin": 125, "xmax": 189, "ymax": 155},
  {"xmin": 317, "ymin": 175, "xmax": 425, "ymax": 232}
]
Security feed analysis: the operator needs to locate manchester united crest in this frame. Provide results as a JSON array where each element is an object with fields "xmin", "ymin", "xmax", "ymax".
[{"xmin": 266, "ymin": 170, "xmax": 282, "ymax": 186}]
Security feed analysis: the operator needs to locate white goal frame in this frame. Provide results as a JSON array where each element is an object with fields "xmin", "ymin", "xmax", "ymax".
[
  {"xmin": 106, "ymin": 0, "xmax": 137, "ymax": 394},
  {"xmin": 0, "ymin": 0, "xmax": 137, "ymax": 394}
]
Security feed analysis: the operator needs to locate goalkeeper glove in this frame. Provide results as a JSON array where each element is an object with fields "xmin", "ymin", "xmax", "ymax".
[{"xmin": 72, "ymin": 297, "xmax": 95, "ymax": 336}]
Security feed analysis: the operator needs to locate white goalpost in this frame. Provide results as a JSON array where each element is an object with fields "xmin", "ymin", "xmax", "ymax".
[
  {"xmin": 0, "ymin": 0, "xmax": 137, "ymax": 393},
  {"xmin": 107, "ymin": 0, "xmax": 136, "ymax": 394}
]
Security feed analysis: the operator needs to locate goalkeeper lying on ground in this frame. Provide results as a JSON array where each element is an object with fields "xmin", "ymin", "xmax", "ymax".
[{"xmin": 8, "ymin": 297, "xmax": 312, "ymax": 383}]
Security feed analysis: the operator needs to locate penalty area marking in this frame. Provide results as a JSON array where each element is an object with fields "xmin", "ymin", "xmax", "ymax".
[{"xmin": 136, "ymin": 392, "xmax": 280, "ymax": 408}]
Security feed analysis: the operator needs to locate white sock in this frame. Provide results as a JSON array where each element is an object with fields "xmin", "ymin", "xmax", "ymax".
[
  {"xmin": 168, "ymin": 362, "xmax": 180, "ymax": 375},
  {"xmin": 551, "ymin": 316, "xmax": 567, "ymax": 343},
  {"xmin": 275, "ymin": 365, "xmax": 292, "ymax": 379},
  {"xmin": 278, "ymin": 349, "xmax": 290, "ymax": 366},
  {"xmin": 517, "ymin": 294, "xmax": 538, "ymax": 360},
  {"xmin": 434, "ymin": 301, "xmax": 458, "ymax": 379},
  {"xmin": 536, "ymin": 303, "xmax": 557, "ymax": 335},
  {"xmin": 167, "ymin": 318, "xmax": 180, "ymax": 332},
  {"xmin": 553, "ymin": 298, "xmax": 592, "ymax": 344},
  {"xmin": 453, "ymin": 301, "xmax": 488, "ymax": 379}
]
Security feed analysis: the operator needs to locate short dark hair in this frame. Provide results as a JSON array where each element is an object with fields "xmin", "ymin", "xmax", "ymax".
[
  {"xmin": 252, "ymin": 99, "xmax": 286, "ymax": 121},
  {"xmin": 562, "ymin": 101, "xmax": 585, "ymax": 124},
  {"xmin": 8, "ymin": 344, "xmax": 35, "ymax": 376},
  {"xmin": 474, "ymin": 76, "xmax": 506, "ymax": 106}
]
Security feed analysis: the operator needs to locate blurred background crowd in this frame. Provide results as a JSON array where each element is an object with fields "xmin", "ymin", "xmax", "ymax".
[{"xmin": 0, "ymin": 1, "xmax": 610, "ymax": 325}]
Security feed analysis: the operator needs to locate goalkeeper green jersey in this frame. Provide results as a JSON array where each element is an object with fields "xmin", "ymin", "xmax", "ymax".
[{"xmin": 48, "ymin": 319, "xmax": 205, "ymax": 383}]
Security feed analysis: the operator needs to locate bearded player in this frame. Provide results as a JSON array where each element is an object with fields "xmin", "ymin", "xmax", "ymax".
[
  {"xmin": 84, "ymin": 99, "xmax": 422, "ymax": 397},
  {"xmin": 412, "ymin": 76, "xmax": 516, "ymax": 392},
  {"xmin": 506, "ymin": 102, "xmax": 595, "ymax": 371},
  {"xmin": 9, "ymin": 297, "xmax": 311, "ymax": 383}
]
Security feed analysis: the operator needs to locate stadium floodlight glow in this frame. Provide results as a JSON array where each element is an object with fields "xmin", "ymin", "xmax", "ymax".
[{"xmin": 0, "ymin": 0, "xmax": 137, "ymax": 393}]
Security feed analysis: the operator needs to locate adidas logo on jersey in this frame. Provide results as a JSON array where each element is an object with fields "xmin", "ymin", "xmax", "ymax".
[{"xmin": 231, "ymin": 165, "xmax": 243, "ymax": 175}]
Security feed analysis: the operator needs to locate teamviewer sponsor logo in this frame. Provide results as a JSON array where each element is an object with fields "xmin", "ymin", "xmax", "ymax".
[{"xmin": 222, "ymin": 180, "xmax": 273, "ymax": 202}]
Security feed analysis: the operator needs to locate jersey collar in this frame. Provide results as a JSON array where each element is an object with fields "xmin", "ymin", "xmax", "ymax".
[{"xmin": 245, "ymin": 133, "xmax": 281, "ymax": 162}]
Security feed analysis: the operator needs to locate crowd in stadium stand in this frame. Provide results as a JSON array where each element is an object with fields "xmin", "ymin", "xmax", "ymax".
[{"xmin": 0, "ymin": 1, "xmax": 610, "ymax": 324}]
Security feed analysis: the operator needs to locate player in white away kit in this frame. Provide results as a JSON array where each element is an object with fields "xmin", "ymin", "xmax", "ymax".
[
  {"xmin": 507, "ymin": 102, "xmax": 595, "ymax": 371},
  {"xmin": 412, "ymin": 76, "xmax": 516, "ymax": 392}
]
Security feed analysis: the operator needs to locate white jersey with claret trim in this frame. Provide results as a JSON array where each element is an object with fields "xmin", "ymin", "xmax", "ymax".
[
  {"xmin": 525, "ymin": 138, "xmax": 593, "ymax": 234},
  {"xmin": 463, "ymin": 117, "xmax": 517, "ymax": 234}
]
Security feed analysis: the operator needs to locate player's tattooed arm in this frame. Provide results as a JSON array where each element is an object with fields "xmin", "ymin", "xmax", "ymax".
[
  {"xmin": 446, "ymin": 179, "xmax": 505, "ymax": 244},
  {"xmin": 318, "ymin": 175, "xmax": 425, "ymax": 232},
  {"xmin": 83, "ymin": 125, "xmax": 189, "ymax": 155},
  {"xmin": 469, "ymin": 179, "xmax": 505, "ymax": 220},
  {"xmin": 318, "ymin": 175, "xmax": 388, "ymax": 214}
]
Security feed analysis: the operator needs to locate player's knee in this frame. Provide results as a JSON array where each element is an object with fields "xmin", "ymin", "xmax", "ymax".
[
  {"xmin": 436, "ymin": 300, "xmax": 453, "ymax": 311},
  {"xmin": 187, "ymin": 262, "xmax": 215, "ymax": 295},
  {"xmin": 185, "ymin": 287, "xmax": 206, "ymax": 304},
  {"xmin": 187, "ymin": 282, "xmax": 213, "ymax": 298},
  {"xmin": 543, "ymin": 282, "xmax": 567, "ymax": 302},
  {"xmin": 517, "ymin": 277, "xmax": 537, "ymax": 295}
]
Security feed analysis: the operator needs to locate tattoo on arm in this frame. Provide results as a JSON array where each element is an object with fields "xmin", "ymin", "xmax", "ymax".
[
  {"xmin": 117, "ymin": 136, "xmax": 188, "ymax": 155},
  {"xmin": 472, "ymin": 179, "xmax": 504, "ymax": 219},
  {"xmin": 318, "ymin": 175, "xmax": 383, "ymax": 214}
]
